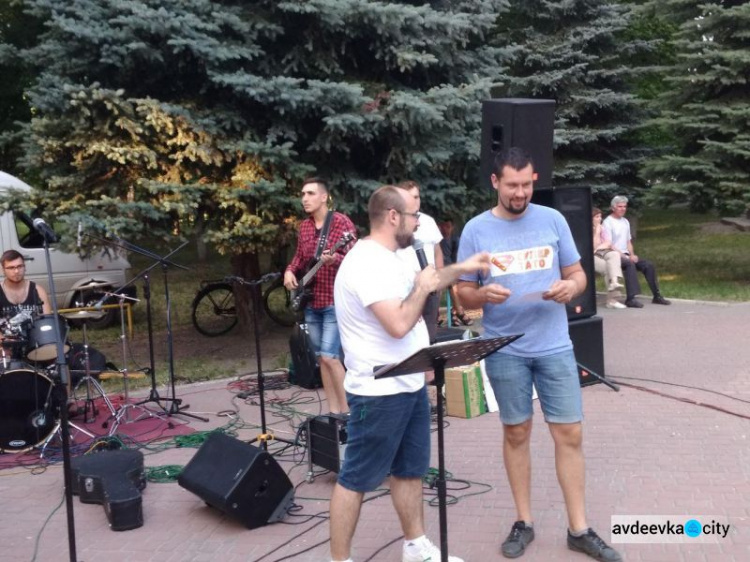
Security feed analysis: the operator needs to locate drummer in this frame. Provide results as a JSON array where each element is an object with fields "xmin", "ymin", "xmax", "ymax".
[{"xmin": 0, "ymin": 249, "xmax": 52, "ymax": 357}]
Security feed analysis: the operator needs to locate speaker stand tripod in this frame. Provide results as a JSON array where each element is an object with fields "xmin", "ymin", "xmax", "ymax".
[{"xmin": 228, "ymin": 273, "xmax": 295, "ymax": 451}]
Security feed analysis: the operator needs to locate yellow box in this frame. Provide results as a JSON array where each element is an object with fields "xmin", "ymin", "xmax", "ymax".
[{"xmin": 444, "ymin": 364, "xmax": 486, "ymax": 419}]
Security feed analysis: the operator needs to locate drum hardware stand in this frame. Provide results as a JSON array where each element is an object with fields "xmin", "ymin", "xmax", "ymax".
[
  {"xmin": 227, "ymin": 273, "xmax": 295, "ymax": 451},
  {"xmin": 90, "ymin": 235, "xmax": 208, "ymax": 423},
  {"xmin": 68, "ymin": 312, "xmax": 117, "ymax": 423},
  {"xmin": 107, "ymin": 294, "xmax": 160, "ymax": 436},
  {"xmin": 34, "ymin": 218, "xmax": 79, "ymax": 562}
]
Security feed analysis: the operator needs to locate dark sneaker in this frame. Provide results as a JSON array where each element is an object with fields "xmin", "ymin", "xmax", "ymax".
[
  {"xmin": 567, "ymin": 528, "xmax": 622, "ymax": 562},
  {"xmin": 501, "ymin": 521, "xmax": 534, "ymax": 558},
  {"xmin": 624, "ymin": 299, "xmax": 643, "ymax": 308},
  {"xmin": 652, "ymin": 295, "xmax": 671, "ymax": 305}
]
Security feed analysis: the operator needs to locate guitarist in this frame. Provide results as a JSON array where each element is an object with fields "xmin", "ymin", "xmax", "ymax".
[{"xmin": 284, "ymin": 177, "xmax": 356, "ymax": 415}]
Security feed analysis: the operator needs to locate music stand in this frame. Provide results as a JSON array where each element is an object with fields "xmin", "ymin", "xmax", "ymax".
[{"xmin": 375, "ymin": 334, "xmax": 523, "ymax": 562}]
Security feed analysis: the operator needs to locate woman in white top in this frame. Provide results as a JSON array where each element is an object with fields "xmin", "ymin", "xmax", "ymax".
[{"xmin": 592, "ymin": 208, "xmax": 625, "ymax": 309}]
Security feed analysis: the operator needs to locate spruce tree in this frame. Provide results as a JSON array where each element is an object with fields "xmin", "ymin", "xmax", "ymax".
[
  {"xmin": 488, "ymin": 0, "xmax": 655, "ymax": 205},
  {"xmin": 1, "ymin": 0, "xmax": 507, "ymax": 278},
  {"xmin": 642, "ymin": 0, "xmax": 750, "ymax": 216}
]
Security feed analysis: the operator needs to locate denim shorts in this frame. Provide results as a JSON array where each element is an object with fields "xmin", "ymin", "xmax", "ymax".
[
  {"xmin": 304, "ymin": 306, "xmax": 342, "ymax": 359},
  {"xmin": 484, "ymin": 349, "xmax": 583, "ymax": 425},
  {"xmin": 337, "ymin": 387, "xmax": 430, "ymax": 492}
]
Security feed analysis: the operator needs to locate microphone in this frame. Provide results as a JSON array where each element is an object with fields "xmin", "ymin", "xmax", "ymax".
[
  {"xmin": 32, "ymin": 218, "xmax": 60, "ymax": 243},
  {"xmin": 413, "ymin": 240, "xmax": 429, "ymax": 270},
  {"xmin": 77, "ymin": 222, "xmax": 82, "ymax": 248}
]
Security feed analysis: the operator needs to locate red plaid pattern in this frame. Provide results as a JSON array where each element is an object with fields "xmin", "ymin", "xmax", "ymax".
[{"xmin": 286, "ymin": 212, "xmax": 357, "ymax": 309}]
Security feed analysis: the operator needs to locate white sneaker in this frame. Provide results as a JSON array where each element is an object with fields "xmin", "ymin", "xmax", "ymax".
[
  {"xmin": 605, "ymin": 301, "xmax": 626, "ymax": 309},
  {"xmin": 402, "ymin": 537, "xmax": 464, "ymax": 562},
  {"xmin": 608, "ymin": 282, "xmax": 624, "ymax": 291}
]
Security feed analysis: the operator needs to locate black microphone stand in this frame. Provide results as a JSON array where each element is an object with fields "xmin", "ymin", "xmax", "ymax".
[
  {"xmin": 86, "ymin": 234, "xmax": 208, "ymax": 423},
  {"xmin": 40, "ymin": 234, "xmax": 78, "ymax": 562},
  {"xmin": 229, "ymin": 273, "xmax": 295, "ymax": 451}
]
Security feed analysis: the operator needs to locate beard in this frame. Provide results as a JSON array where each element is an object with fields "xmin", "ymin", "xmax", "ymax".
[
  {"xmin": 500, "ymin": 196, "xmax": 529, "ymax": 215},
  {"xmin": 395, "ymin": 225, "xmax": 415, "ymax": 249}
]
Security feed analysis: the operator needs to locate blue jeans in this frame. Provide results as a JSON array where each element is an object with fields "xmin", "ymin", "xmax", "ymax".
[
  {"xmin": 485, "ymin": 349, "xmax": 583, "ymax": 425},
  {"xmin": 337, "ymin": 387, "xmax": 430, "ymax": 492},
  {"xmin": 304, "ymin": 306, "xmax": 342, "ymax": 359}
]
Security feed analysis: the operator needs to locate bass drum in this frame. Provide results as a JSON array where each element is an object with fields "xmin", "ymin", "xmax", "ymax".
[
  {"xmin": 0, "ymin": 368, "xmax": 59, "ymax": 453},
  {"xmin": 26, "ymin": 314, "xmax": 70, "ymax": 362}
]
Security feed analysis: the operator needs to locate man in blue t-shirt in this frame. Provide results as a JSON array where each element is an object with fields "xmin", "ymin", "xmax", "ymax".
[{"xmin": 457, "ymin": 148, "xmax": 621, "ymax": 562}]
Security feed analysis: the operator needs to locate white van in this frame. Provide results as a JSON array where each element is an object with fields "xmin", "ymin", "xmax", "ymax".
[{"xmin": 0, "ymin": 171, "xmax": 133, "ymax": 327}]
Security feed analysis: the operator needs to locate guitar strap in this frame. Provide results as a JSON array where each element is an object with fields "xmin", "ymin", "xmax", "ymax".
[{"xmin": 313, "ymin": 211, "xmax": 334, "ymax": 261}]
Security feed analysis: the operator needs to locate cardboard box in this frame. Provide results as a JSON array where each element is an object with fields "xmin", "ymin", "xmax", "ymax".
[{"xmin": 444, "ymin": 364, "xmax": 487, "ymax": 418}]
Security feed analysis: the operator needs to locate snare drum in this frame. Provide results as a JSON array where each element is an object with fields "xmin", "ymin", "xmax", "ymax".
[
  {"xmin": 0, "ymin": 368, "xmax": 59, "ymax": 453},
  {"xmin": 26, "ymin": 314, "xmax": 70, "ymax": 362}
]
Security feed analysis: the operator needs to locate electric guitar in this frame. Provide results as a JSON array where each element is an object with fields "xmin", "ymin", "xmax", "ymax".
[{"xmin": 290, "ymin": 232, "xmax": 354, "ymax": 312}]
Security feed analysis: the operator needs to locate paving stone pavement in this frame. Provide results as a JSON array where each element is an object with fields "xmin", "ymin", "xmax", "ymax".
[{"xmin": 1, "ymin": 297, "xmax": 749, "ymax": 562}]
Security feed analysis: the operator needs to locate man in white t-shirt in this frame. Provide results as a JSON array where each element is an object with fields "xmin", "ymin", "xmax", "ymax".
[
  {"xmin": 330, "ymin": 185, "xmax": 490, "ymax": 562},
  {"xmin": 602, "ymin": 195, "xmax": 670, "ymax": 308},
  {"xmin": 395, "ymin": 180, "xmax": 444, "ymax": 343}
]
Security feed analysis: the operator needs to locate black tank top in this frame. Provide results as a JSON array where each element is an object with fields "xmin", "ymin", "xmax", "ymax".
[{"xmin": 0, "ymin": 280, "xmax": 44, "ymax": 319}]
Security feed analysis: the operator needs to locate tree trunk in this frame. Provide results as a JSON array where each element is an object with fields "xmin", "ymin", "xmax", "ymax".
[{"xmin": 230, "ymin": 252, "xmax": 262, "ymax": 330}]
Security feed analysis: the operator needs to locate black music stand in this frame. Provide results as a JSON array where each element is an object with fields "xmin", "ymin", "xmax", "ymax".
[{"xmin": 375, "ymin": 334, "xmax": 523, "ymax": 562}]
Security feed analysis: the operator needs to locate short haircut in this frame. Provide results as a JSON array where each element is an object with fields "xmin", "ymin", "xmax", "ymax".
[
  {"xmin": 1, "ymin": 249, "xmax": 24, "ymax": 267},
  {"xmin": 610, "ymin": 195, "xmax": 628, "ymax": 208},
  {"xmin": 492, "ymin": 147, "xmax": 534, "ymax": 177},
  {"xmin": 369, "ymin": 185, "xmax": 405, "ymax": 225},
  {"xmin": 592, "ymin": 207, "xmax": 602, "ymax": 217},
  {"xmin": 302, "ymin": 177, "xmax": 329, "ymax": 194},
  {"xmin": 396, "ymin": 180, "xmax": 420, "ymax": 192}
]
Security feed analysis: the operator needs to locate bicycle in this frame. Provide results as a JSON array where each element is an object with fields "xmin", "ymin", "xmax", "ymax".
[{"xmin": 191, "ymin": 274, "xmax": 297, "ymax": 337}]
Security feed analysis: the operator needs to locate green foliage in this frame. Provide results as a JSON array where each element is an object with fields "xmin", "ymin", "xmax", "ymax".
[
  {"xmin": 1, "ymin": 0, "xmax": 509, "ymax": 263},
  {"xmin": 488, "ymin": 0, "xmax": 658, "ymax": 208},
  {"xmin": 642, "ymin": 0, "xmax": 750, "ymax": 216}
]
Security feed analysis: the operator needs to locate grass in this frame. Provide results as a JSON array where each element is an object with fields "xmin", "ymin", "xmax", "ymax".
[{"xmin": 634, "ymin": 208, "xmax": 750, "ymax": 302}]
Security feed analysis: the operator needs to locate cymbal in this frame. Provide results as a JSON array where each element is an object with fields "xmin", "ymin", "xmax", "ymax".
[
  {"xmin": 77, "ymin": 280, "xmax": 112, "ymax": 290},
  {"xmin": 62, "ymin": 310, "xmax": 106, "ymax": 320}
]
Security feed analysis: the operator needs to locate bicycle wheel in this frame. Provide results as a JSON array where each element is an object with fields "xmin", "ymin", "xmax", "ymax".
[
  {"xmin": 191, "ymin": 283, "xmax": 238, "ymax": 336},
  {"xmin": 262, "ymin": 278, "xmax": 297, "ymax": 328}
]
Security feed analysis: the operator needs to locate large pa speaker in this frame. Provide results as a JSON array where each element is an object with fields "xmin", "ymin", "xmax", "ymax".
[
  {"xmin": 480, "ymin": 99, "xmax": 555, "ymax": 190},
  {"xmin": 178, "ymin": 432, "xmax": 295, "ymax": 529},
  {"xmin": 532, "ymin": 186, "xmax": 597, "ymax": 320},
  {"xmin": 569, "ymin": 315, "xmax": 605, "ymax": 387}
]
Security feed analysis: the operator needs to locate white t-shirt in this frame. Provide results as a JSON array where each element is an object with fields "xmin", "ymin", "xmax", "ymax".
[
  {"xmin": 396, "ymin": 212, "xmax": 443, "ymax": 271},
  {"xmin": 602, "ymin": 215, "xmax": 631, "ymax": 254},
  {"xmin": 334, "ymin": 239, "xmax": 429, "ymax": 396}
]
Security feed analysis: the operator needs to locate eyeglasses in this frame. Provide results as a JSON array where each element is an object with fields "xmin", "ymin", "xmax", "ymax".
[
  {"xmin": 4, "ymin": 264, "xmax": 25, "ymax": 271},
  {"xmin": 390, "ymin": 209, "xmax": 421, "ymax": 220}
]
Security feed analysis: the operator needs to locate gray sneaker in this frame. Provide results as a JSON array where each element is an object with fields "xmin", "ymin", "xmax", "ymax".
[
  {"xmin": 567, "ymin": 528, "xmax": 622, "ymax": 562},
  {"xmin": 501, "ymin": 521, "xmax": 534, "ymax": 558}
]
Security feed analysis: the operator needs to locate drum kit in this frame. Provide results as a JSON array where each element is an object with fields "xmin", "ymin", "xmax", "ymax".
[{"xmin": 0, "ymin": 281, "xmax": 142, "ymax": 456}]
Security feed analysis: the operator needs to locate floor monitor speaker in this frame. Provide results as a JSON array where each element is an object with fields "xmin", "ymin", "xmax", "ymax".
[
  {"xmin": 178, "ymin": 432, "xmax": 295, "ymax": 529},
  {"xmin": 480, "ymin": 99, "xmax": 555, "ymax": 190}
]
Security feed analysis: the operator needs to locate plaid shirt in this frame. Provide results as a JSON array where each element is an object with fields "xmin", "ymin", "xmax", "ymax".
[{"xmin": 286, "ymin": 211, "xmax": 357, "ymax": 309}]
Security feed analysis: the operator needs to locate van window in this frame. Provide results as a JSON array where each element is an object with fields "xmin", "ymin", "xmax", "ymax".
[{"xmin": 15, "ymin": 214, "xmax": 46, "ymax": 248}]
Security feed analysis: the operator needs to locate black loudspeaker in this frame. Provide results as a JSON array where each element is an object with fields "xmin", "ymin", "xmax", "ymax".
[
  {"xmin": 289, "ymin": 322, "xmax": 322, "ymax": 389},
  {"xmin": 481, "ymin": 99, "xmax": 555, "ymax": 190},
  {"xmin": 178, "ymin": 432, "xmax": 295, "ymax": 529},
  {"xmin": 532, "ymin": 186, "xmax": 597, "ymax": 320},
  {"xmin": 568, "ymin": 316, "xmax": 605, "ymax": 387},
  {"xmin": 308, "ymin": 414, "xmax": 348, "ymax": 473}
]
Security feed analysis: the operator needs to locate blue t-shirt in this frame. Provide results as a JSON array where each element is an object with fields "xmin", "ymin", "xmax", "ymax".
[{"xmin": 457, "ymin": 204, "xmax": 580, "ymax": 357}]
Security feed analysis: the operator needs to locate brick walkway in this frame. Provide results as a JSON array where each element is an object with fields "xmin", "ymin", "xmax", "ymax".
[{"xmin": 1, "ymin": 297, "xmax": 749, "ymax": 561}]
